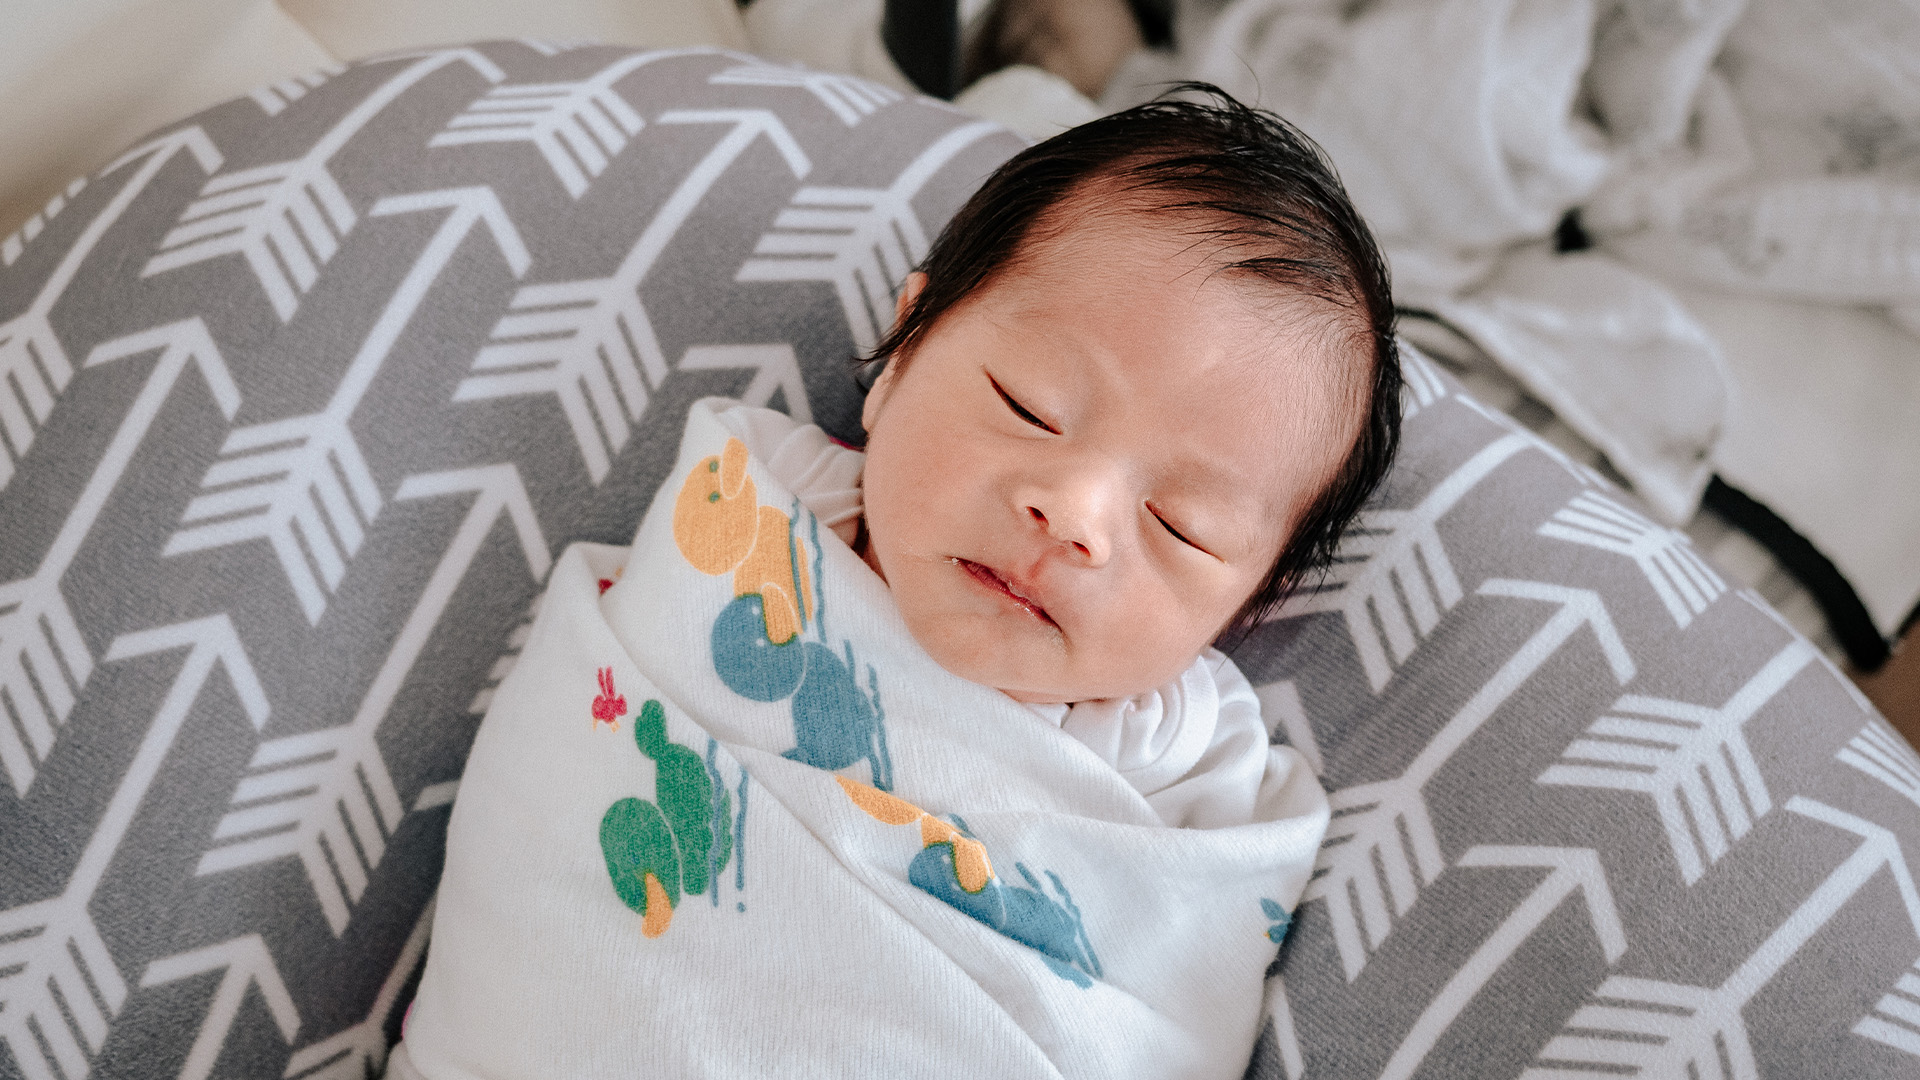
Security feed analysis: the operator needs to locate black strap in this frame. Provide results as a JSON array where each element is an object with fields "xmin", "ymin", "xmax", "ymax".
[
  {"xmin": 1704, "ymin": 475, "xmax": 1891, "ymax": 672},
  {"xmin": 882, "ymin": 0, "xmax": 962, "ymax": 99}
]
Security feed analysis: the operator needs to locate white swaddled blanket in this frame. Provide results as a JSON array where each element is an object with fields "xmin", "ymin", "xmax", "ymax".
[{"xmin": 392, "ymin": 400, "xmax": 1329, "ymax": 1079}]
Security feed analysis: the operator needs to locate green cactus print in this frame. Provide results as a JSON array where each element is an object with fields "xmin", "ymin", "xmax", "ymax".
[{"xmin": 601, "ymin": 698, "xmax": 734, "ymax": 937}]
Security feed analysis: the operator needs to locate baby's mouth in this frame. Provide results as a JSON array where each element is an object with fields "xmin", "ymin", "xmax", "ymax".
[{"xmin": 955, "ymin": 558, "xmax": 1057, "ymax": 629}]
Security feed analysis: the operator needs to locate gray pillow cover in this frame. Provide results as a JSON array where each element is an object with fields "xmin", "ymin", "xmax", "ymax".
[{"xmin": 0, "ymin": 41, "xmax": 1914, "ymax": 1080}]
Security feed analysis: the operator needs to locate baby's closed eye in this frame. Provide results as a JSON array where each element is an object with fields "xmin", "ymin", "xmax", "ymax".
[
  {"xmin": 1149, "ymin": 506, "xmax": 1207, "ymax": 553},
  {"xmin": 989, "ymin": 374, "xmax": 1058, "ymax": 433}
]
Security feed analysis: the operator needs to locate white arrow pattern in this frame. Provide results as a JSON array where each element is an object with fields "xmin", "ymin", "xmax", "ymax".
[
  {"xmin": 710, "ymin": 62, "xmax": 903, "ymax": 126},
  {"xmin": 249, "ymin": 65, "xmax": 346, "ymax": 117},
  {"xmin": 454, "ymin": 108, "xmax": 811, "ymax": 482},
  {"xmin": 0, "ymin": 319, "xmax": 238, "ymax": 796},
  {"xmin": 430, "ymin": 52, "xmax": 675, "ymax": 198},
  {"xmin": 1380, "ymin": 846, "xmax": 1626, "ymax": 1080},
  {"xmin": 142, "ymin": 49, "xmax": 505, "ymax": 321},
  {"xmin": 516, "ymin": 39, "xmax": 597, "ymax": 57},
  {"xmin": 0, "ymin": 615, "xmax": 267, "ymax": 1080},
  {"xmin": 678, "ymin": 343, "xmax": 812, "ymax": 424},
  {"xmin": 1262, "ymin": 976, "xmax": 1307, "ymax": 1080},
  {"xmin": 1540, "ymin": 489, "xmax": 1726, "ymax": 628},
  {"xmin": 283, "ymin": 896, "xmax": 434, "ymax": 1080},
  {"xmin": 468, "ymin": 593, "xmax": 542, "ymax": 716},
  {"xmin": 141, "ymin": 934, "xmax": 301, "ymax": 1080},
  {"xmin": 196, "ymin": 466, "xmax": 550, "ymax": 934},
  {"xmin": 1456, "ymin": 391, "xmax": 1609, "ymax": 487},
  {"xmin": 1269, "ymin": 431, "xmax": 1532, "ymax": 692},
  {"xmin": 1399, "ymin": 346, "xmax": 1450, "ymax": 419},
  {"xmin": 1840, "ymin": 719, "xmax": 1920, "ymax": 812},
  {"xmin": 2, "ymin": 177, "xmax": 88, "ymax": 266},
  {"xmin": 161, "ymin": 186, "xmax": 530, "ymax": 624},
  {"xmin": 1311, "ymin": 773, "xmax": 1442, "ymax": 982},
  {"xmin": 1305, "ymin": 580, "xmax": 1633, "ymax": 980},
  {"xmin": 1539, "ymin": 638, "xmax": 1814, "ymax": 885},
  {"xmin": 1737, "ymin": 586, "xmax": 1882, "ymax": 717},
  {"xmin": 1524, "ymin": 797, "xmax": 1920, "ymax": 1079},
  {"xmin": 735, "ymin": 120, "xmax": 999, "ymax": 352},
  {"xmin": 1856, "ymin": 956, "xmax": 1920, "ymax": 1059},
  {"xmin": 1255, "ymin": 679, "xmax": 1324, "ymax": 777},
  {"xmin": 0, "ymin": 127, "xmax": 223, "ymax": 490},
  {"xmin": 413, "ymin": 780, "xmax": 459, "ymax": 812}
]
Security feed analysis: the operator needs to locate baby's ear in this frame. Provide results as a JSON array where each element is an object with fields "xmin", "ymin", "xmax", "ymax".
[
  {"xmin": 894, "ymin": 271, "xmax": 926, "ymax": 326},
  {"xmin": 865, "ymin": 273, "xmax": 926, "ymax": 433},
  {"xmin": 862, "ymin": 358, "xmax": 901, "ymax": 434}
]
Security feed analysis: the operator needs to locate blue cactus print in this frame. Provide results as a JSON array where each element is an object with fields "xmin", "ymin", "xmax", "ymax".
[
  {"xmin": 683, "ymin": 454, "xmax": 893, "ymax": 790},
  {"xmin": 838, "ymin": 776, "xmax": 1102, "ymax": 988},
  {"xmin": 1261, "ymin": 898, "xmax": 1292, "ymax": 944},
  {"xmin": 912, "ymin": 845, "xmax": 1104, "ymax": 988}
]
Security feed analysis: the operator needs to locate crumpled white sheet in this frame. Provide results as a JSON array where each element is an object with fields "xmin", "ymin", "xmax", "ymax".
[
  {"xmin": 740, "ymin": 0, "xmax": 918, "ymax": 94},
  {"xmin": 1427, "ymin": 245, "xmax": 1728, "ymax": 521},
  {"xmin": 1592, "ymin": 0, "xmax": 1920, "ymax": 309},
  {"xmin": 1126, "ymin": 0, "xmax": 1920, "ymax": 318}
]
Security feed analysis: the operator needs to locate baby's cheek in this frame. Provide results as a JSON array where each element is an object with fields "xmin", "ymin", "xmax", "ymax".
[{"xmin": 1134, "ymin": 570, "xmax": 1237, "ymax": 652}]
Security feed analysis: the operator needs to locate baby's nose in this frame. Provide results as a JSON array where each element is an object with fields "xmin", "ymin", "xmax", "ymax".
[{"xmin": 1025, "ymin": 502, "xmax": 1110, "ymax": 567}]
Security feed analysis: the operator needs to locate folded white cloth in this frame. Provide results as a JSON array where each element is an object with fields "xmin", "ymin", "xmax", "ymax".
[
  {"xmin": 1428, "ymin": 245, "xmax": 1729, "ymax": 522},
  {"xmin": 394, "ymin": 398, "xmax": 1329, "ymax": 1078},
  {"xmin": 1590, "ymin": 0, "xmax": 1920, "ymax": 308}
]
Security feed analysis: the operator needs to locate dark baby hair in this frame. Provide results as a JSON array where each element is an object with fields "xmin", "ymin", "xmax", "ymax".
[{"xmin": 868, "ymin": 83, "xmax": 1401, "ymax": 636}]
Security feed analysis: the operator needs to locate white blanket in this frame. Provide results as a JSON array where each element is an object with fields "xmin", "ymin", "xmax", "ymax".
[{"xmin": 393, "ymin": 400, "xmax": 1329, "ymax": 1079}]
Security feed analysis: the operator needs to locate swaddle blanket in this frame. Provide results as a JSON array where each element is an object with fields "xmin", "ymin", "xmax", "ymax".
[{"xmin": 393, "ymin": 400, "xmax": 1329, "ymax": 1079}]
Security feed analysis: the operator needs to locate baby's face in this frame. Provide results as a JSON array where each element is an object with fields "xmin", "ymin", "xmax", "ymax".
[{"xmin": 860, "ymin": 216, "xmax": 1359, "ymax": 704}]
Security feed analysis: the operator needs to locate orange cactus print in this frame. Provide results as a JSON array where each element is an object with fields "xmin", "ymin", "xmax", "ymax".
[
  {"xmin": 641, "ymin": 872, "xmax": 674, "ymax": 938},
  {"xmin": 835, "ymin": 776, "xmax": 1103, "ymax": 988},
  {"xmin": 837, "ymin": 776, "xmax": 993, "ymax": 893},
  {"xmin": 673, "ymin": 438, "xmax": 813, "ymax": 645}
]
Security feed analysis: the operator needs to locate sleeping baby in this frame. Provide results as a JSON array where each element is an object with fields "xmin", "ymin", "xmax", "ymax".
[{"xmin": 391, "ymin": 86, "xmax": 1400, "ymax": 1079}]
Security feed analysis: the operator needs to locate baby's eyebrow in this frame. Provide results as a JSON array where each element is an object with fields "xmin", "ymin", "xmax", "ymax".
[
  {"xmin": 1158, "ymin": 453, "xmax": 1250, "ymax": 504},
  {"xmin": 1163, "ymin": 453, "xmax": 1298, "ymax": 545}
]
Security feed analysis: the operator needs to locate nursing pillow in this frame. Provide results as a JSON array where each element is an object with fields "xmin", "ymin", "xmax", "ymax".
[{"xmin": 0, "ymin": 42, "xmax": 1913, "ymax": 1080}]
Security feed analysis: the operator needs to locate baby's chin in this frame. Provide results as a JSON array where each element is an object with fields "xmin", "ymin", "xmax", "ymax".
[{"xmin": 910, "ymin": 622, "xmax": 1178, "ymax": 706}]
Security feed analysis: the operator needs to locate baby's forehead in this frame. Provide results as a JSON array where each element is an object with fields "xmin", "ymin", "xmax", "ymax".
[
  {"xmin": 994, "ymin": 223, "xmax": 1369, "ymax": 411},
  {"xmin": 1011, "ymin": 201, "xmax": 1356, "ymax": 317}
]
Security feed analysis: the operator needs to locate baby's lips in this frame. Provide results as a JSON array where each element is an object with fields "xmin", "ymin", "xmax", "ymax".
[
  {"xmin": 968, "ymin": 556, "xmax": 1061, "ymax": 626},
  {"xmin": 1000, "ymin": 568, "xmax": 1048, "ymax": 611}
]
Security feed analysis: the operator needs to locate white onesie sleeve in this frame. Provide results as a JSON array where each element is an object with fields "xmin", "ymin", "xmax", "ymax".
[
  {"xmin": 707, "ymin": 399, "xmax": 1323, "ymax": 832},
  {"xmin": 1047, "ymin": 649, "xmax": 1322, "ymax": 830}
]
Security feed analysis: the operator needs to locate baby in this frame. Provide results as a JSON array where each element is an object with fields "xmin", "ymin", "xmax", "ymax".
[
  {"xmin": 393, "ymin": 87, "xmax": 1399, "ymax": 1079},
  {"xmin": 856, "ymin": 89, "xmax": 1399, "ymax": 713}
]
